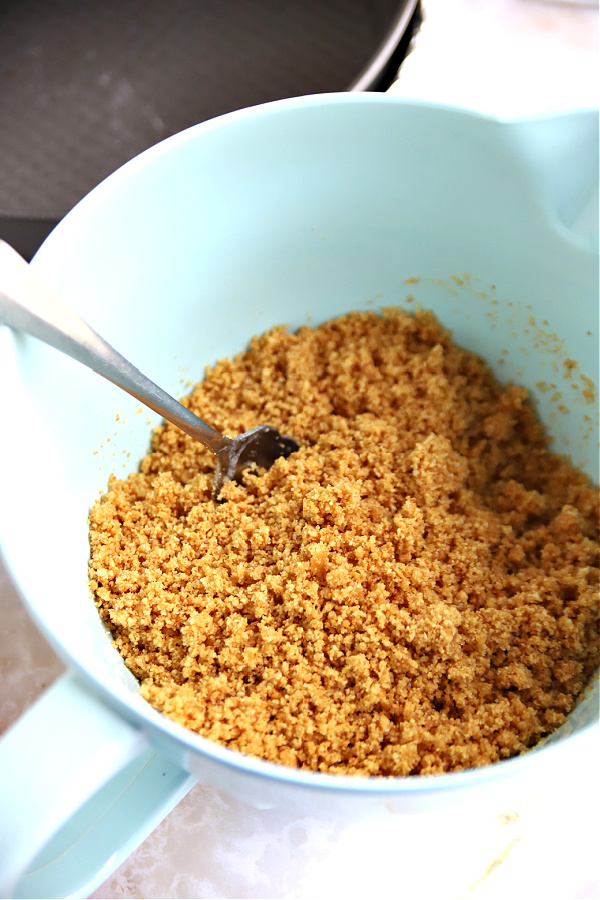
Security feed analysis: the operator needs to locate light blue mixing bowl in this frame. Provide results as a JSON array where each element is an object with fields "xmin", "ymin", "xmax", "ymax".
[{"xmin": 0, "ymin": 94, "xmax": 598, "ymax": 898}]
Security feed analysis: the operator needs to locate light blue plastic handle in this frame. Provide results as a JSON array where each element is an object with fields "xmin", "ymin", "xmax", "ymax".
[{"xmin": 0, "ymin": 672, "xmax": 196, "ymax": 899}]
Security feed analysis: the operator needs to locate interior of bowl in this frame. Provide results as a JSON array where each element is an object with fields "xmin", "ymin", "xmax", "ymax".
[{"xmin": 0, "ymin": 94, "xmax": 598, "ymax": 777}]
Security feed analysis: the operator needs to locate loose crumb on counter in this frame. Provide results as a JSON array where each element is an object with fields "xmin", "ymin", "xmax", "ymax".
[{"xmin": 89, "ymin": 309, "xmax": 599, "ymax": 776}]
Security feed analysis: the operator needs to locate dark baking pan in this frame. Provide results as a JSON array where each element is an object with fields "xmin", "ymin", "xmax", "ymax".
[{"xmin": 0, "ymin": 0, "xmax": 421, "ymax": 259}]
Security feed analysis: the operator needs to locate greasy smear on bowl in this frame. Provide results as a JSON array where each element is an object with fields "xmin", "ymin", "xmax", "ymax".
[{"xmin": 89, "ymin": 309, "xmax": 599, "ymax": 776}]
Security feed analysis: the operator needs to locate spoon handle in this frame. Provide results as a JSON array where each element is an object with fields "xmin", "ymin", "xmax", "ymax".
[{"xmin": 0, "ymin": 241, "xmax": 230, "ymax": 455}]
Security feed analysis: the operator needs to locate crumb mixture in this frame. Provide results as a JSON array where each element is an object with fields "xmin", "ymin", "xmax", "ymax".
[{"xmin": 89, "ymin": 309, "xmax": 599, "ymax": 776}]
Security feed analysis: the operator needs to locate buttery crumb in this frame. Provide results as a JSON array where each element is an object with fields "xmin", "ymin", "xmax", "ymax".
[{"xmin": 89, "ymin": 309, "xmax": 599, "ymax": 776}]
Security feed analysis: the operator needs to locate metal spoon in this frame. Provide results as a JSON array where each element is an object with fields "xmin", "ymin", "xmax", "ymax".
[{"xmin": 0, "ymin": 240, "xmax": 299, "ymax": 498}]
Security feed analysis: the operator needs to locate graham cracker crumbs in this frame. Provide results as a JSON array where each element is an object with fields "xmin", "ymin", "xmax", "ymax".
[{"xmin": 89, "ymin": 309, "xmax": 599, "ymax": 776}]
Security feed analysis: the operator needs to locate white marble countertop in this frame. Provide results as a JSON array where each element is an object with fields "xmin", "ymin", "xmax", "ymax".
[
  {"xmin": 389, "ymin": 0, "xmax": 598, "ymax": 115},
  {"xmin": 1, "ymin": 1, "xmax": 598, "ymax": 898}
]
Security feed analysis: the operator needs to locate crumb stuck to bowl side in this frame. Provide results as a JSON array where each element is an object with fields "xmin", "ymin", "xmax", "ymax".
[{"xmin": 88, "ymin": 309, "xmax": 599, "ymax": 776}]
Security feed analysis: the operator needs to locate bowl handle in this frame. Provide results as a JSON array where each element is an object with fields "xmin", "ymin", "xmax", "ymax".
[{"xmin": 0, "ymin": 671, "xmax": 196, "ymax": 899}]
